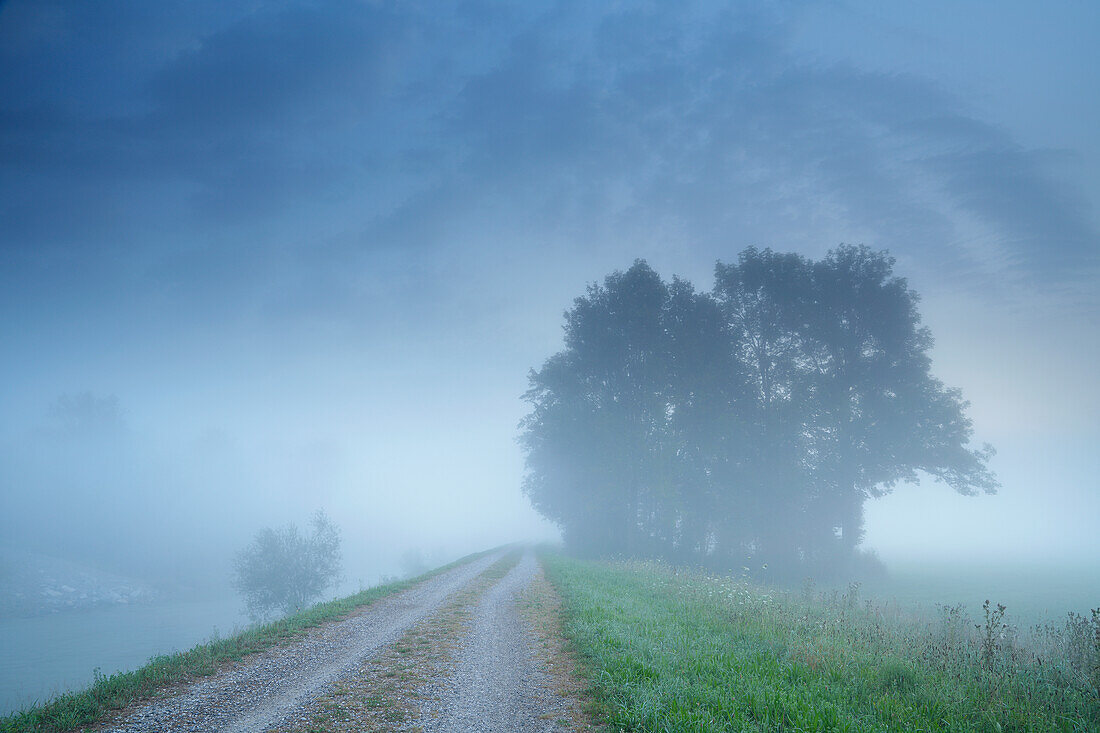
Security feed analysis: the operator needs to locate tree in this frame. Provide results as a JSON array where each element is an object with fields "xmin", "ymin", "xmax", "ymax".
[
  {"xmin": 521, "ymin": 247, "xmax": 997, "ymax": 577},
  {"xmin": 712, "ymin": 248, "xmax": 815, "ymax": 575},
  {"xmin": 521, "ymin": 261, "xmax": 673, "ymax": 556},
  {"xmin": 713, "ymin": 246, "xmax": 998, "ymax": 575},
  {"xmin": 522, "ymin": 261, "xmax": 744, "ymax": 559},
  {"xmin": 232, "ymin": 510, "xmax": 342, "ymax": 619}
]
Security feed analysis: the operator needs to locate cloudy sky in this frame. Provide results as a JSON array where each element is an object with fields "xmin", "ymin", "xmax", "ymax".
[{"xmin": 1, "ymin": 0, "xmax": 1097, "ymax": 583}]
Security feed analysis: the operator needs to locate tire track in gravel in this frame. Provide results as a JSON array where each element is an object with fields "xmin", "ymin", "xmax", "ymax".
[
  {"xmin": 419, "ymin": 552, "xmax": 586, "ymax": 733},
  {"xmin": 96, "ymin": 550, "xmax": 504, "ymax": 733},
  {"xmin": 270, "ymin": 551, "xmax": 524, "ymax": 732}
]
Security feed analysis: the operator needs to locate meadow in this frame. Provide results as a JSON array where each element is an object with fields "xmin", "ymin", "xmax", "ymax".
[
  {"xmin": 862, "ymin": 560, "xmax": 1100, "ymax": 631},
  {"xmin": 543, "ymin": 553, "xmax": 1100, "ymax": 732}
]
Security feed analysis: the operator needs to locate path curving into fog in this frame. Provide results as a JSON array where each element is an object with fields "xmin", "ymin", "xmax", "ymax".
[{"xmin": 420, "ymin": 552, "xmax": 575, "ymax": 733}]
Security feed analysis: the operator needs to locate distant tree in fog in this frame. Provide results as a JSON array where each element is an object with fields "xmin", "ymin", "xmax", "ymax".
[
  {"xmin": 232, "ymin": 510, "xmax": 342, "ymax": 619},
  {"xmin": 521, "ymin": 247, "xmax": 997, "ymax": 578}
]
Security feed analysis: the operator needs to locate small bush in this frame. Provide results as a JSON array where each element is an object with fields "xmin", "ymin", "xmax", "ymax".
[{"xmin": 232, "ymin": 510, "xmax": 342, "ymax": 620}]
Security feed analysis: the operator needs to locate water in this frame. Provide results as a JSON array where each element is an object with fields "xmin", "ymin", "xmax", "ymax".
[{"xmin": 0, "ymin": 597, "xmax": 247, "ymax": 715}]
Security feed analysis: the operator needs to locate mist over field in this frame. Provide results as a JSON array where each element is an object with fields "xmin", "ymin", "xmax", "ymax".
[{"xmin": 0, "ymin": 0, "xmax": 1098, "ymax": 715}]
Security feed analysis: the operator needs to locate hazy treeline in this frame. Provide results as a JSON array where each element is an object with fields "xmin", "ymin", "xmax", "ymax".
[{"xmin": 521, "ymin": 246, "xmax": 997, "ymax": 578}]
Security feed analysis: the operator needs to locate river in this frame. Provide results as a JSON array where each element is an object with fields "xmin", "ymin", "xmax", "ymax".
[{"xmin": 0, "ymin": 597, "xmax": 246, "ymax": 716}]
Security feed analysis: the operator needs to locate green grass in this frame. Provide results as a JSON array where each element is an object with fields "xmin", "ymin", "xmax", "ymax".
[
  {"xmin": 542, "ymin": 553, "xmax": 1100, "ymax": 732},
  {"xmin": 0, "ymin": 547, "xmax": 501, "ymax": 733}
]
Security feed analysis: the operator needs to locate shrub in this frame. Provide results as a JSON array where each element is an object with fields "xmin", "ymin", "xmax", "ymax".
[{"xmin": 232, "ymin": 510, "xmax": 342, "ymax": 619}]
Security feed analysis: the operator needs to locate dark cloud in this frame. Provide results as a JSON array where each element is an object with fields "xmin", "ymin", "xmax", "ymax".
[
  {"xmin": 926, "ymin": 147, "xmax": 1096, "ymax": 277},
  {"xmin": 0, "ymin": 0, "xmax": 1095, "ymax": 310}
]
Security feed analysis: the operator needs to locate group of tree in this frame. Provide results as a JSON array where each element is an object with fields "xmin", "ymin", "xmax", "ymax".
[{"xmin": 521, "ymin": 246, "xmax": 997, "ymax": 579}]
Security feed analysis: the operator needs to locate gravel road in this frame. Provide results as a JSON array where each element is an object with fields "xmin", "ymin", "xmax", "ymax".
[
  {"xmin": 98, "ymin": 552, "xmax": 502, "ymax": 733},
  {"xmin": 420, "ymin": 552, "xmax": 579, "ymax": 732}
]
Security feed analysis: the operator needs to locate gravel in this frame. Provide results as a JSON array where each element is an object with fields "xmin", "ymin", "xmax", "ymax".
[
  {"xmin": 99, "ymin": 552, "xmax": 502, "ymax": 733},
  {"xmin": 420, "ymin": 552, "xmax": 577, "ymax": 732}
]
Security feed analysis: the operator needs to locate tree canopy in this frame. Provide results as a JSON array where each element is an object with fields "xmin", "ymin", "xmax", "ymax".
[{"xmin": 521, "ymin": 246, "xmax": 996, "ymax": 578}]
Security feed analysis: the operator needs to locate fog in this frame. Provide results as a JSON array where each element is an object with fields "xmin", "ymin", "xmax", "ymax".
[{"xmin": 1, "ymin": 0, "xmax": 1098, "ymax": 613}]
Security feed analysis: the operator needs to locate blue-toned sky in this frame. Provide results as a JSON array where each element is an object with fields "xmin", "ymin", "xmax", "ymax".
[{"xmin": 1, "ymin": 1, "xmax": 1097, "ymax": 584}]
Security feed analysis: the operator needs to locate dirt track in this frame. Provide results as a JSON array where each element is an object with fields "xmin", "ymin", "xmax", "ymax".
[
  {"xmin": 97, "ymin": 550, "xmax": 589, "ymax": 732},
  {"xmin": 421, "ymin": 553, "xmax": 578, "ymax": 732},
  {"xmin": 101, "ymin": 553, "xmax": 499, "ymax": 732}
]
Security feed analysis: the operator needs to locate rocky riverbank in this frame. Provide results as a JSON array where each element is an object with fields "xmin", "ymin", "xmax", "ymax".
[{"xmin": 0, "ymin": 550, "xmax": 157, "ymax": 617}]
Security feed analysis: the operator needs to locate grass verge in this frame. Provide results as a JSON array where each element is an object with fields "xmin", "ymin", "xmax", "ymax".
[
  {"xmin": 541, "ymin": 553, "xmax": 1100, "ymax": 733},
  {"xmin": 1, "ymin": 547, "xmax": 502, "ymax": 733},
  {"xmin": 518, "ymin": 560, "xmax": 602, "ymax": 731}
]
